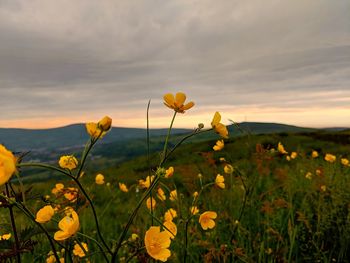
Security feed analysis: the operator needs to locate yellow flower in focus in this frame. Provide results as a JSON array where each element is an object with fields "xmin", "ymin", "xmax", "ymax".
[
  {"xmin": 0, "ymin": 233, "xmax": 11, "ymax": 240},
  {"xmin": 190, "ymin": 206, "xmax": 199, "ymax": 215},
  {"xmin": 52, "ymin": 183, "xmax": 64, "ymax": 195},
  {"xmin": 139, "ymin": 175, "xmax": 155, "ymax": 189},
  {"xmin": 86, "ymin": 122, "xmax": 105, "ymax": 139},
  {"xmin": 0, "ymin": 144, "xmax": 16, "ymax": 186},
  {"xmin": 291, "ymin": 152, "xmax": 297, "ymax": 159},
  {"xmin": 36, "ymin": 205, "xmax": 55, "ymax": 224},
  {"xmin": 325, "ymin": 154, "xmax": 336, "ymax": 163},
  {"xmin": 98, "ymin": 116, "xmax": 112, "ymax": 131},
  {"xmin": 73, "ymin": 242, "xmax": 88, "ymax": 258},
  {"xmin": 144, "ymin": 226, "xmax": 171, "ymax": 262},
  {"xmin": 146, "ymin": 197, "xmax": 156, "ymax": 210},
  {"xmin": 95, "ymin": 174, "xmax": 105, "ymax": 185},
  {"xmin": 215, "ymin": 174, "xmax": 225, "ymax": 189},
  {"xmin": 213, "ymin": 140, "xmax": 224, "ymax": 151},
  {"xmin": 169, "ymin": 190, "xmax": 177, "ymax": 201},
  {"xmin": 211, "ymin": 112, "xmax": 229, "ymax": 138},
  {"xmin": 157, "ymin": 187, "xmax": 166, "ymax": 201},
  {"xmin": 58, "ymin": 155, "xmax": 78, "ymax": 170},
  {"xmin": 163, "ymin": 220, "xmax": 177, "ymax": 239},
  {"xmin": 312, "ymin": 150, "xmax": 319, "ymax": 158},
  {"xmin": 341, "ymin": 158, "xmax": 350, "ymax": 166},
  {"xmin": 163, "ymin": 92, "xmax": 194, "ymax": 113},
  {"xmin": 199, "ymin": 211, "xmax": 217, "ymax": 230},
  {"xmin": 164, "ymin": 208, "xmax": 177, "ymax": 222},
  {"xmin": 277, "ymin": 142, "xmax": 288, "ymax": 155},
  {"xmin": 165, "ymin": 167, "xmax": 174, "ymax": 178},
  {"xmin": 54, "ymin": 211, "xmax": 80, "ymax": 241},
  {"xmin": 224, "ymin": 164, "xmax": 234, "ymax": 174}
]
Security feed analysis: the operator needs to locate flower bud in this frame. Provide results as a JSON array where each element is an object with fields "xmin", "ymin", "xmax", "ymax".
[{"xmin": 98, "ymin": 116, "xmax": 112, "ymax": 131}]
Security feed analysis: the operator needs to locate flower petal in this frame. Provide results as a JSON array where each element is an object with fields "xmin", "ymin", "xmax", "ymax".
[{"xmin": 175, "ymin": 92, "xmax": 186, "ymax": 105}]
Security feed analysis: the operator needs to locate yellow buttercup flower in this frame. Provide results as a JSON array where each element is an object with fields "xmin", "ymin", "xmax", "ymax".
[
  {"xmin": 215, "ymin": 174, "xmax": 225, "ymax": 189},
  {"xmin": 73, "ymin": 242, "xmax": 88, "ymax": 258},
  {"xmin": 165, "ymin": 167, "xmax": 174, "ymax": 178},
  {"xmin": 86, "ymin": 116, "xmax": 112, "ymax": 139},
  {"xmin": 54, "ymin": 211, "xmax": 80, "ymax": 241},
  {"xmin": 46, "ymin": 251, "xmax": 64, "ymax": 263},
  {"xmin": 213, "ymin": 140, "xmax": 224, "ymax": 151},
  {"xmin": 320, "ymin": 185, "xmax": 327, "ymax": 192},
  {"xmin": 58, "ymin": 155, "xmax": 78, "ymax": 170},
  {"xmin": 139, "ymin": 175, "xmax": 155, "ymax": 189},
  {"xmin": 95, "ymin": 174, "xmax": 105, "ymax": 185},
  {"xmin": 224, "ymin": 164, "xmax": 234, "ymax": 174},
  {"xmin": 190, "ymin": 206, "xmax": 199, "ymax": 215},
  {"xmin": 52, "ymin": 183, "xmax": 64, "ymax": 195},
  {"xmin": 119, "ymin": 182, "xmax": 129, "ymax": 192},
  {"xmin": 0, "ymin": 144, "xmax": 16, "ymax": 186},
  {"xmin": 35, "ymin": 205, "xmax": 55, "ymax": 224},
  {"xmin": 163, "ymin": 92, "xmax": 194, "ymax": 113},
  {"xmin": 199, "ymin": 211, "xmax": 217, "ymax": 230},
  {"xmin": 163, "ymin": 220, "xmax": 177, "ymax": 239},
  {"xmin": 312, "ymin": 150, "xmax": 319, "ymax": 158},
  {"xmin": 146, "ymin": 197, "xmax": 157, "ymax": 210},
  {"xmin": 64, "ymin": 187, "xmax": 78, "ymax": 202},
  {"xmin": 277, "ymin": 142, "xmax": 288, "ymax": 155},
  {"xmin": 211, "ymin": 112, "xmax": 229, "ymax": 138},
  {"xmin": 0, "ymin": 233, "xmax": 11, "ymax": 240},
  {"xmin": 98, "ymin": 116, "xmax": 112, "ymax": 132},
  {"xmin": 144, "ymin": 226, "xmax": 171, "ymax": 262},
  {"xmin": 341, "ymin": 158, "xmax": 349, "ymax": 166},
  {"xmin": 325, "ymin": 153, "xmax": 336, "ymax": 163},
  {"xmin": 290, "ymin": 152, "xmax": 297, "ymax": 159},
  {"xmin": 305, "ymin": 172, "xmax": 312, "ymax": 180},
  {"xmin": 164, "ymin": 208, "xmax": 177, "ymax": 222},
  {"xmin": 169, "ymin": 190, "xmax": 177, "ymax": 201},
  {"xmin": 157, "ymin": 187, "xmax": 166, "ymax": 201},
  {"xmin": 193, "ymin": 191, "xmax": 199, "ymax": 199}
]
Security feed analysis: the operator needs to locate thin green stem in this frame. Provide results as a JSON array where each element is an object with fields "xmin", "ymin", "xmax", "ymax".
[
  {"xmin": 161, "ymin": 112, "xmax": 177, "ymax": 163},
  {"xmin": 5, "ymin": 184, "xmax": 21, "ymax": 263}
]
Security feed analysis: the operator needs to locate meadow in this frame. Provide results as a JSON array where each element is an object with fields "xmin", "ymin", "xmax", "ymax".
[{"xmin": 1, "ymin": 93, "xmax": 350, "ymax": 263}]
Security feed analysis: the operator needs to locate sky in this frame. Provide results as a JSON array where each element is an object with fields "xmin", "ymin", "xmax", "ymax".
[{"xmin": 0, "ymin": 0, "xmax": 349, "ymax": 129}]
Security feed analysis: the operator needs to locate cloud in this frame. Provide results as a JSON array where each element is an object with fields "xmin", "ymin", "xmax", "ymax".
[{"xmin": 0, "ymin": 0, "xmax": 349, "ymax": 127}]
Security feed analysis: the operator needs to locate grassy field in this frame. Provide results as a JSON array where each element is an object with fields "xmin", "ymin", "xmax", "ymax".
[{"xmin": 1, "ymin": 129, "xmax": 350, "ymax": 262}]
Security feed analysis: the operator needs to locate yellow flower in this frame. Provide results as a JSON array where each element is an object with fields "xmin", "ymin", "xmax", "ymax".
[
  {"xmin": 73, "ymin": 242, "xmax": 88, "ymax": 258},
  {"xmin": 157, "ymin": 187, "xmax": 166, "ymax": 201},
  {"xmin": 131, "ymin": 233, "xmax": 139, "ymax": 241},
  {"xmin": 291, "ymin": 152, "xmax": 297, "ymax": 159},
  {"xmin": 165, "ymin": 167, "xmax": 174, "ymax": 178},
  {"xmin": 277, "ymin": 142, "xmax": 288, "ymax": 155},
  {"xmin": 0, "ymin": 233, "xmax": 11, "ymax": 240},
  {"xmin": 315, "ymin": 169, "xmax": 322, "ymax": 176},
  {"xmin": 163, "ymin": 220, "xmax": 177, "ymax": 239},
  {"xmin": 193, "ymin": 191, "xmax": 199, "ymax": 199},
  {"xmin": 211, "ymin": 112, "xmax": 229, "ymax": 138},
  {"xmin": 54, "ymin": 211, "xmax": 80, "ymax": 241},
  {"xmin": 286, "ymin": 156, "xmax": 291, "ymax": 161},
  {"xmin": 190, "ymin": 206, "xmax": 199, "ymax": 215},
  {"xmin": 320, "ymin": 185, "xmax": 327, "ymax": 192},
  {"xmin": 312, "ymin": 150, "xmax": 319, "ymax": 158},
  {"xmin": 215, "ymin": 174, "xmax": 225, "ymax": 189},
  {"xmin": 119, "ymin": 183, "xmax": 129, "ymax": 192},
  {"xmin": 46, "ymin": 252, "xmax": 64, "ymax": 263},
  {"xmin": 213, "ymin": 140, "xmax": 224, "ymax": 151},
  {"xmin": 86, "ymin": 116, "xmax": 112, "ymax": 139},
  {"xmin": 146, "ymin": 197, "xmax": 157, "ymax": 210},
  {"xmin": 169, "ymin": 190, "xmax": 177, "ymax": 201},
  {"xmin": 164, "ymin": 208, "xmax": 177, "ymax": 222},
  {"xmin": 144, "ymin": 226, "xmax": 171, "ymax": 262},
  {"xmin": 0, "ymin": 144, "xmax": 16, "ymax": 186},
  {"xmin": 52, "ymin": 183, "xmax": 64, "ymax": 195},
  {"xmin": 224, "ymin": 164, "xmax": 234, "ymax": 174},
  {"xmin": 95, "ymin": 174, "xmax": 105, "ymax": 185},
  {"xmin": 139, "ymin": 175, "xmax": 155, "ymax": 189},
  {"xmin": 325, "ymin": 153, "xmax": 336, "ymax": 163},
  {"xmin": 199, "ymin": 211, "xmax": 217, "ymax": 230},
  {"xmin": 36, "ymin": 205, "xmax": 55, "ymax": 224},
  {"xmin": 341, "ymin": 158, "xmax": 349, "ymax": 166},
  {"xmin": 305, "ymin": 172, "xmax": 312, "ymax": 180},
  {"xmin": 163, "ymin": 92, "xmax": 194, "ymax": 113},
  {"xmin": 98, "ymin": 116, "xmax": 112, "ymax": 131},
  {"xmin": 64, "ymin": 187, "xmax": 78, "ymax": 202},
  {"xmin": 58, "ymin": 155, "xmax": 78, "ymax": 170}
]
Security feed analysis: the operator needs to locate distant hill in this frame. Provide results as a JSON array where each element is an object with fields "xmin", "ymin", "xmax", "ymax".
[{"xmin": 0, "ymin": 122, "xmax": 346, "ymax": 154}]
